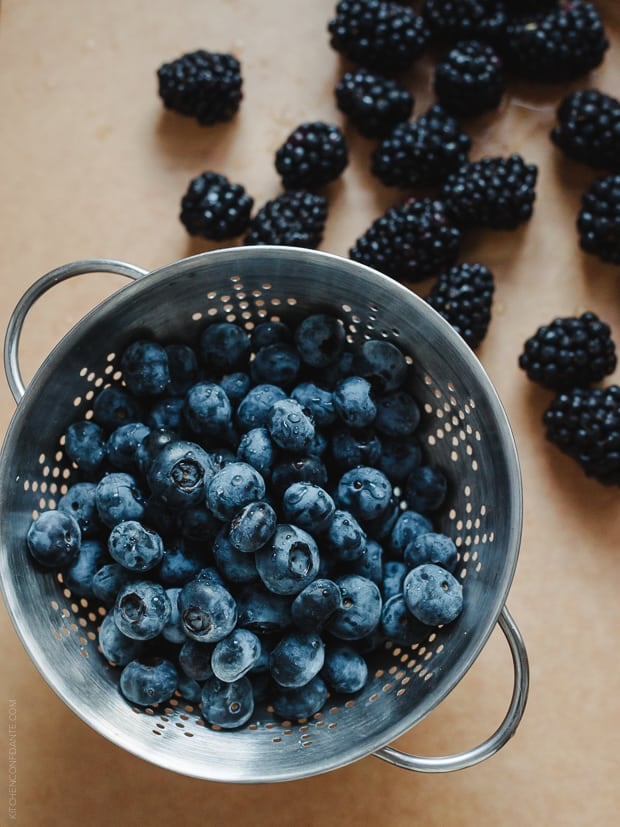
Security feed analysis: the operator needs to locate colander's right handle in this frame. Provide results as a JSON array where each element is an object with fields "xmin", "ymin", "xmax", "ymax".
[
  {"xmin": 374, "ymin": 606, "xmax": 529, "ymax": 773},
  {"xmin": 4, "ymin": 258, "xmax": 148, "ymax": 403}
]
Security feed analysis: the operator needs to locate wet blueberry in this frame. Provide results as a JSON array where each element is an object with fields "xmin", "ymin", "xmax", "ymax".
[
  {"xmin": 290, "ymin": 578, "xmax": 342, "ymax": 631},
  {"xmin": 328, "ymin": 574, "xmax": 383, "ymax": 640},
  {"xmin": 106, "ymin": 422, "xmax": 151, "ymax": 472},
  {"xmin": 333, "ymin": 376, "xmax": 376, "ymax": 429},
  {"xmin": 272, "ymin": 675, "xmax": 328, "ymax": 720},
  {"xmin": 63, "ymin": 538, "xmax": 108, "ymax": 597},
  {"xmin": 200, "ymin": 675, "xmax": 254, "ymax": 729},
  {"xmin": 235, "ymin": 585, "xmax": 292, "ymax": 634},
  {"xmin": 218, "ymin": 372, "xmax": 251, "ymax": 407},
  {"xmin": 91, "ymin": 562, "xmax": 139, "ymax": 607},
  {"xmin": 374, "ymin": 390, "xmax": 420, "ymax": 437},
  {"xmin": 237, "ymin": 427, "xmax": 277, "ymax": 478},
  {"xmin": 325, "ymin": 509, "xmax": 367, "ymax": 562},
  {"xmin": 255, "ymin": 524, "xmax": 320, "ymax": 595},
  {"xmin": 294, "ymin": 313, "xmax": 345, "ymax": 369},
  {"xmin": 281, "ymin": 482, "xmax": 335, "ymax": 535},
  {"xmin": 179, "ymin": 638, "xmax": 214, "ymax": 680},
  {"xmin": 250, "ymin": 320, "xmax": 293, "ymax": 350},
  {"xmin": 157, "ymin": 542, "xmax": 204, "ymax": 588},
  {"xmin": 406, "ymin": 465, "xmax": 448, "ymax": 512},
  {"xmin": 98, "ymin": 611, "xmax": 145, "ymax": 665},
  {"xmin": 165, "ymin": 343, "xmax": 200, "ymax": 395},
  {"xmin": 331, "ymin": 427, "xmax": 382, "ymax": 470},
  {"xmin": 64, "ymin": 420, "xmax": 107, "ymax": 476},
  {"xmin": 114, "ymin": 580, "xmax": 171, "ymax": 640},
  {"xmin": 147, "ymin": 396, "xmax": 186, "ymax": 432},
  {"xmin": 268, "ymin": 398, "xmax": 315, "ymax": 452},
  {"xmin": 212, "ymin": 527, "xmax": 260, "ymax": 584},
  {"xmin": 403, "ymin": 564, "xmax": 463, "ymax": 626},
  {"xmin": 199, "ymin": 322, "xmax": 251, "ymax": 374},
  {"xmin": 404, "ymin": 531, "xmax": 458, "ymax": 572},
  {"xmin": 177, "ymin": 577, "xmax": 238, "ymax": 642},
  {"xmin": 108, "ymin": 520, "xmax": 164, "ymax": 572},
  {"xmin": 177, "ymin": 674, "xmax": 203, "ymax": 704},
  {"xmin": 120, "ymin": 340, "xmax": 170, "ymax": 397},
  {"xmin": 26, "ymin": 509, "xmax": 81, "ymax": 569},
  {"xmin": 236, "ymin": 384, "xmax": 287, "ymax": 431},
  {"xmin": 381, "ymin": 593, "xmax": 428, "ymax": 646},
  {"xmin": 389, "ymin": 510, "xmax": 434, "ymax": 559},
  {"xmin": 350, "ymin": 538, "xmax": 383, "ymax": 585},
  {"xmin": 321, "ymin": 644, "xmax": 368, "ymax": 694},
  {"xmin": 381, "ymin": 560, "xmax": 408, "ymax": 600},
  {"xmin": 352, "ymin": 339, "xmax": 408, "ymax": 393},
  {"xmin": 271, "ymin": 456, "xmax": 328, "ymax": 496},
  {"xmin": 57, "ymin": 482, "xmax": 103, "ymax": 538},
  {"xmin": 161, "ymin": 586, "xmax": 187, "ymax": 644},
  {"xmin": 95, "ymin": 472, "xmax": 145, "ymax": 528},
  {"xmin": 147, "ymin": 440, "xmax": 215, "ymax": 508},
  {"xmin": 184, "ymin": 382, "xmax": 233, "ymax": 439},
  {"xmin": 270, "ymin": 631, "xmax": 324, "ymax": 688},
  {"xmin": 119, "ymin": 656, "xmax": 178, "ymax": 706},
  {"xmin": 211, "ymin": 629, "xmax": 262, "ymax": 682},
  {"xmin": 92, "ymin": 385, "xmax": 143, "ymax": 433},
  {"xmin": 378, "ymin": 435, "xmax": 422, "ymax": 483},
  {"xmin": 135, "ymin": 428, "xmax": 178, "ymax": 477},
  {"xmin": 336, "ymin": 465, "xmax": 393, "ymax": 522},
  {"xmin": 229, "ymin": 500, "xmax": 277, "ymax": 553},
  {"xmin": 291, "ymin": 382, "xmax": 336, "ymax": 427},
  {"xmin": 251, "ymin": 343, "xmax": 301, "ymax": 388},
  {"xmin": 205, "ymin": 461, "xmax": 266, "ymax": 521}
]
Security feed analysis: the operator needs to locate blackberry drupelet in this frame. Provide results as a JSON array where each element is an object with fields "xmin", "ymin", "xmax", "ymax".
[
  {"xmin": 425, "ymin": 262, "xmax": 495, "ymax": 350},
  {"xmin": 244, "ymin": 191, "xmax": 328, "ymax": 248},
  {"xmin": 371, "ymin": 105, "xmax": 471, "ymax": 188},
  {"xmin": 335, "ymin": 68, "xmax": 414, "ymax": 139},
  {"xmin": 441, "ymin": 154, "xmax": 538, "ymax": 230},
  {"xmin": 577, "ymin": 174, "xmax": 620, "ymax": 264},
  {"xmin": 157, "ymin": 50, "xmax": 242, "ymax": 125},
  {"xmin": 275, "ymin": 122, "xmax": 348, "ymax": 191},
  {"xmin": 501, "ymin": 1, "xmax": 609, "ymax": 84},
  {"xmin": 519, "ymin": 313, "xmax": 617, "ymax": 391},
  {"xmin": 328, "ymin": 0, "xmax": 430, "ymax": 74},
  {"xmin": 349, "ymin": 197, "xmax": 461, "ymax": 283},
  {"xmin": 434, "ymin": 40, "xmax": 504, "ymax": 118},
  {"xmin": 421, "ymin": 0, "xmax": 507, "ymax": 44},
  {"xmin": 551, "ymin": 89, "xmax": 620, "ymax": 172},
  {"xmin": 180, "ymin": 172, "xmax": 254, "ymax": 240},
  {"xmin": 543, "ymin": 385, "xmax": 620, "ymax": 486}
]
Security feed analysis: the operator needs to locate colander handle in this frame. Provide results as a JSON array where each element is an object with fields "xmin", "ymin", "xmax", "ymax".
[
  {"xmin": 374, "ymin": 606, "xmax": 529, "ymax": 773},
  {"xmin": 4, "ymin": 258, "xmax": 148, "ymax": 403}
]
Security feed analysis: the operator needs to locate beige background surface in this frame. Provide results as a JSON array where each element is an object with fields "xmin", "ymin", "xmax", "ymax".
[{"xmin": 1, "ymin": 1, "xmax": 619, "ymax": 824}]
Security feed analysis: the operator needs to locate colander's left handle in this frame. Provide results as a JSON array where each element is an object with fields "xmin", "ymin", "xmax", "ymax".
[{"xmin": 4, "ymin": 259, "xmax": 149, "ymax": 403}]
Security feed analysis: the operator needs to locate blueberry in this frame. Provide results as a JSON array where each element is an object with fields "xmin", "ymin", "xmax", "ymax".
[
  {"xmin": 307, "ymin": 430, "xmax": 329, "ymax": 458},
  {"xmin": 200, "ymin": 675, "xmax": 254, "ymax": 729},
  {"xmin": 211, "ymin": 629, "xmax": 262, "ymax": 682},
  {"xmin": 255, "ymin": 524, "xmax": 320, "ymax": 595},
  {"xmin": 176, "ymin": 504, "xmax": 222, "ymax": 544},
  {"xmin": 290, "ymin": 578, "xmax": 342, "ymax": 631},
  {"xmin": 26, "ymin": 509, "xmax": 81, "ymax": 569},
  {"xmin": 57, "ymin": 482, "xmax": 103, "ymax": 538},
  {"xmin": 165, "ymin": 343, "xmax": 199, "ymax": 395},
  {"xmin": 270, "ymin": 631, "xmax": 324, "ymax": 688},
  {"xmin": 403, "ymin": 564, "xmax": 463, "ymax": 626},
  {"xmin": 268, "ymin": 398, "xmax": 315, "ymax": 452},
  {"xmin": 363, "ymin": 495, "xmax": 400, "ymax": 542},
  {"xmin": 147, "ymin": 440, "xmax": 215, "ymax": 508},
  {"xmin": 199, "ymin": 322, "xmax": 251, "ymax": 374},
  {"xmin": 236, "ymin": 384, "xmax": 288, "ymax": 431},
  {"xmin": 406, "ymin": 465, "xmax": 448, "ymax": 512},
  {"xmin": 272, "ymin": 675, "xmax": 328, "ymax": 720},
  {"xmin": 107, "ymin": 520, "xmax": 164, "ymax": 572},
  {"xmin": 389, "ymin": 510, "xmax": 434, "ymax": 559},
  {"xmin": 106, "ymin": 422, "xmax": 151, "ymax": 472},
  {"xmin": 157, "ymin": 542, "xmax": 204, "ymax": 588},
  {"xmin": 352, "ymin": 339, "xmax": 408, "ymax": 393},
  {"xmin": 325, "ymin": 510, "xmax": 366, "ymax": 562},
  {"xmin": 381, "ymin": 560, "xmax": 408, "ymax": 600},
  {"xmin": 184, "ymin": 382, "xmax": 233, "ymax": 438},
  {"xmin": 320, "ymin": 349, "xmax": 355, "ymax": 389},
  {"xmin": 92, "ymin": 385, "xmax": 143, "ymax": 432},
  {"xmin": 281, "ymin": 482, "xmax": 335, "ymax": 535},
  {"xmin": 218, "ymin": 372, "xmax": 251, "ymax": 407},
  {"xmin": 120, "ymin": 340, "xmax": 170, "ymax": 397},
  {"xmin": 205, "ymin": 462, "xmax": 266, "ymax": 521},
  {"xmin": 161, "ymin": 587, "xmax": 187, "ymax": 644},
  {"xmin": 212, "ymin": 527, "xmax": 259, "ymax": 584},
  {"xmin": 177, "ymin": 577, "xmax": 237, "ymax": 642},
  {"xmin": 63, "ymin": 538, "xmax": 108, "ymax": 597},
  {"xmin": 250, "ymin": 320, "xmax": 293, "ymax": 350},
  {"xmin": 114, "ymin": 580, "xmax": 171, "ymax": 640},
  {"xmin": 237, "ymin": 427, "xmax": 277, "ymax": 477},
  {"xmin": 64, "ymin": 420, "xmax": 107, "ymax": 476},
  {"xmin": 331, "ymin": 427, "xmax": 382, "ymax": 469},
  {"xmin": 96, "ymin": 472, "xmax": 145, "ymax": 528},
  {"xmin": 381, "ymin": 593, "xmax": 428, "ymax": 646},
  {"xmin": 195, "ymin": 566, "xmax": 226, "ymax": 587},
  {"xmin": 374, "ymin": 390, "xmax": 421, "ymax": 437},
  {"xmin": 336, "ymin": 466, "xmax": 393, "ymax": 522},
  {"xmin": 328, "ymin": 574, "xmax": 383, "ymax": 640},
  {"xmin": 92, "ymin": 562, "xmax": 139, "ymax": 607},
  {"xmin": 229, "ymin": 500, "xmax": 277, "ymax": 553},
  {"xmin": 251, "ymin": 343, "xmax": 301, "ymax": 388},
  {"xmin": 179, "ymin": 639, "xmax": 214, "ymax": 680},
  {"xmin": 333, "ymin": 376, "xmax": 376, "ymax": 429},
  {"xmin": 350, "ymin": 538, "xmax": 383, "ymax": 585},
  {"xmin": 177, "ymin": 674, "xmax": 203, "ymax": 704},
  {"xmin": 321, "ymin": 644, "xmax": 368, "ymax": 694},
  {"xmin": 378, "ymin": 436, "xmax": 422, "ymax": 482},
  {"xmin": 294, "ymin": 314, "xmax": 345, "ymax": 368},
  {"xmin": 271, "ymin": 456, "xmax": 328, "ymax": 496},
  {"xmin": 235, "ymin": 585, "xmax": 292, "ymax": 634},
  {"xmin": 404, "ymin": 532, "xmax": 458, "ymax": 572},
  {"xmin": 119, "ymin": 656, "xmax": 178, "ymax": 706},
  {"xmin": 209, "ymin": 447, "xmax": 238, "ymax": 470},
  {"xmin": 291, "ymin": 382, "xmax": 336, "ymax": 427},
  {"xmin": 147, "ymin": 397, "xmax": 186, "ymax": 432},
  {"xmin": 98, "ymin": 611, "xmax": 145, "ymax": 665},
  {"xmin": 135, "ymin": 429, "xmax": 178, "ymax": 477}
]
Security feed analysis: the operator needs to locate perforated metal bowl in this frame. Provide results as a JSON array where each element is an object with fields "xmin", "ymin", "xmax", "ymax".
[{"xmin": 1, "ymin": 247, "xmax": 528, "ymax": 782}]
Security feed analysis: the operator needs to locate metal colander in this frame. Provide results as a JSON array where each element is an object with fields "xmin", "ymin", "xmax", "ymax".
[{"xmin": 0, "ymin": 246, "xmax": 528, "ymax": 782}]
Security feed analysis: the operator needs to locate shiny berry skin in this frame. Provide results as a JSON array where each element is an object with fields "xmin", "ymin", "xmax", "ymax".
[
  {"xmin": 291, "ymin": 382, "xmax": 336, "ymax": 427},
  {"xmin": 119, "ymin": 657, "xmax": 178, "ymax": 706},
  {"xmin": 236, "ymin": 427, "xmax": 277, "ymax": 478},
  {"xmin": 26, "ymin": 510, "xmax": 81, "ymax": 569},
  {"xmin": 270, "ymin": 631, "xmax": 325, "ymax": 688},
  {"xmin": 333, "ymin": 376, "xmax": 376, "ymax": 429},
  {"xmin": 381, "ymin": 593, "xmax": 428, "ymax": 645},
  {"xmin": 328, "ymin": 574, "xmax": 383, "ymax": 640},
  {"xmin": 57, "ymin": 482, "xmax": 103, "ymax": 538},
  {"xmin": 212, "ymin": 528, "xmax": 259, "ymax": 584},
  {"xmin": 404, "ymin": 531, "xmax": 458, "ymax": 572},
  {"xmin": 406, "ymin": 465, "xmax": 448, "ymax": 512},
  {"xmin": 272, "ymin": 675, "xmax": 328, "ymax": 720},
  {"xmin": 91, "ymin": 385, "xmax": 143, "ymax": 433},
  {"xmin": 183, "ymin": 382, "xmax": 233, "ymax": 439},
  {"xmin": 165, "ymin": 343, "xmax": 200, "ymax": 395},
  {"xmin": 63, "ymin": 538, "xmax": 108, "ymax": 597},
  {"xmin": 211, "ymin": 629, "xmax": 262, "ymax": 682},
  {"xmin": 107, "ymin": 520, "xmax": 164, "ymax": 572},
  {"xmin": 374, "ymin": 390, "xmax": 421, "ymax": 437},
  {"xmin": 389, "ymin": 509, "xmax": 434, "ymax": 559},
  {"xmin": 281, "ymin": 482, "xmax": 335, "ymax": 535},
  {"xmin": 147, "ymin": 441, "xmax": 215, "ymax": 509},
  {"xmin": 179, "ymin": 639, "xmax": 214, "ymax": 681},
  {"xmin": 255, "ymin": 524, "xmax": 321, "ymax": 595},
  {"xmin": 177, "ymin": 578, "xmax": 238, "ymax": 643},
  {"xmin": 321, "ymin": 644, "xmax": 368, "ymax": 693},
  {"xmin": 120, "ymin": 341, "xmax": 170, "ymax": 397},
  {"xmin": 294, "ymin": 314, "xmax": 346, "ymax": 369},
  {"xmin": 64, "ymin": 420, "xmax": 107, "ymax": 476},
  {"xmin": 236, "ymin": 384, "xmax": 288, "ymax": 431},
  {"xmin": 206, "ymin": 462, "xmax": 266, "ymax": 521},
  {"xmin": 113, "ymin": 580, "xmax": 171, "ymax": 641},
  {"xmin": 95, "ymin": 472, "xmax": 146, "ymax": 528},
  {"xmin": 403, "ymin": 563, "xmax": 463, "ymax": 625},
  {"xmin": 291, "ymin": 578, "xmax": 343, "ymax": 631},
  {"xmin": 251, "ymin": 343, "xmax": 301, "ymax": 388},
  {"xmin": 199, "ymin": 321, "xmax": 251, "ymax": 374},
  {"xmin": 268, "ymin": 398, "xmax": 315, "ymax": 452},
  {"xmin": 200, "ymin": 675, "xmax": 255, "ymax": 729},
  {"xmin": 336, "ymin": 466, "xmax": 393, "ymax": 522},
  {"xmin": 98, "ymin": 611, "xmax": 145, "ymax": 666},
  {"xmin": 229, "ymin": 500, "xmax": 277, "ymax": 553}
]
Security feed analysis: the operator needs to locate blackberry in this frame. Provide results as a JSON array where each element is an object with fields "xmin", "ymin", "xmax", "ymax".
[
  {"xmin": 501, "ymin": 1, "xmax": 609, "ymax": 84},
  {"xmin": 434, "ymin": 40, "xmax": 504, "ymax": 118},
  {"xmin": 577, "ymin": 174, "xmax": 620, "ymax": 265},
  {"xmin": 421, "ymin": 0, "xmax": 507, "ymax": 44},
  {"xmin": 543, "ymin": 385, "xmax": 620, "ymax": 486},
  {"xmin": 275, "ymin": 122, "xmax": 348, "ymax": 191},
  {"xmin": 180, "ymin": 172, "xmax": 253, "ymax": 240},
  {"xmin": 371, "ymin": 105, "xmax": 471, "ymax": 188},
  {"xmin": 244, "ymin": 191, "xmax": 328, "ymax": 249},
  {"xmin": 335, "ymin": 68, "xmax": 414, "ymax": 139},
  {"xmin": 425, "ymin": 262, "xmax": 495, "ymax": 350},
  {"xmin": 519, "ymin": 313, "xmax": 617, "ymax": 391},
  {"xmin": 349, "ymin": 198, "xmax": 461, "ymax": 283},
  {"xmin": 504, "ymin": 0, "xmax": 557, "ymax": 11},
  {"xmin": 551, "ymin": 90, "xmax": 620, "ymax": 172},
  {"xmin": 441, "ymin": 154, "xmax": 538, "ymax": 230},
  {"xmin": 328, "ymin": 0, "xmax": 430, "ymax": 74},
  {"xmin": 157, "ymin": 50, "xmax": 242, "ymax": 126}
]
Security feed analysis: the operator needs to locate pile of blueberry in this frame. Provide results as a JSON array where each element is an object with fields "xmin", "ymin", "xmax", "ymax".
[{"xmin": 25, "ymin": 312, "xmax": 464, "ymax": 728}]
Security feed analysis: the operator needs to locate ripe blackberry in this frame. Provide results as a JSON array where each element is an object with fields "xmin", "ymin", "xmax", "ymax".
[
  {"xmin": 349, "ymin": 198, "xmax": 461, "ymax": 283},
  {"xmin": 421, "ymin": 0, "xmax": 507, "ymax": 44},
  {"xmin": 275, "ymin": 122, "xmax": 348, "ymax": 191},
  {"xmin": 328, "ymin": 0, "xmax": 430, "ymax": 74},
  {"xmin": 434, "ymin": 40, "xmax": 504, "ymax": 118},
  {"xmin": 157, "ymin": 50, "xmax": 242, "ymax": 125},
  {"xmin": 519, "ymin": 313, "xmax": 617, "ymax": 391},
  {"xmin": 543, "ymin": 385, "xmax": 620, "ymax": 486},
  {"xmin": 577, "ymin": 174, "xmax": 620, "ymax": 265},
  {"xmin": 551, "ymin": 89, "xmax": 620, "ymax": 172},
  {"xmin": 335, "ymin": 68, "xmax": 414, "ymax": 139},
  {"xmin": 501, "ymin": 1, "xmax": 609, "ymax": 84},
  {"xmin": 425, "ymin": 262, "xmax": 494, "ymax": 350},
  {"xmin": 244, "ymin": 191, "xmax": 328, "ymax": 249},
  {"xmin": 371, "ymin": 105, "xmax": 471, "ymax": 188},
  {"xmin": 180, "ymin": 172, "xmax": 253, "ymax": 240},
  {"xmin": 441, "ymin": 154, "xmax": 538, "ymax": 230}
]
